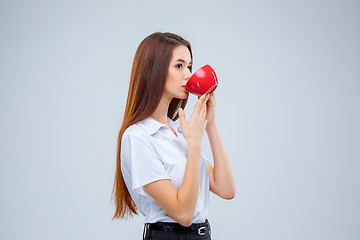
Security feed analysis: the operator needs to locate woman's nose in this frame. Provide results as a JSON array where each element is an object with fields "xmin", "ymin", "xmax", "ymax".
[{"xmin": 185, "ymin": 71, "xmax": 192, "ymax": 81}]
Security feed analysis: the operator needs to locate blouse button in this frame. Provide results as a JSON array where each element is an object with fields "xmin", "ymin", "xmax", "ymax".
[{"xmin": 177, "ymin": 127, "xmax": 182, "ymax": 133}]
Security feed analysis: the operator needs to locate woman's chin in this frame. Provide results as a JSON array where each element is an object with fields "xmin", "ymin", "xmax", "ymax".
[
  {"xmin": 174, "ymin": 92, "xmax": 189, "ymax": 100},
  {"xmin": 181, "ymin": 92, "xmax": 189, "ymax": 99}
]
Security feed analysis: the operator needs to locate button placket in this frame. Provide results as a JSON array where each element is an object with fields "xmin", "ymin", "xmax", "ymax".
[
  {"xmin": 172, "ymin": 127, "xmax": 185, "ymax": 150},
  {"xmin": 176, "ymin": 130, "xmax": 188, "ymax": 153},
  {"xmin": 177, "ymin": 126, "xmax": 182, "ymax": 133}
]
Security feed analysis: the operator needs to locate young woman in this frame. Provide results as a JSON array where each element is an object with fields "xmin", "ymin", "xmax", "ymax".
[{"xmin": 111, "ymin": 32, "xmax": 235, "ymax": 240}]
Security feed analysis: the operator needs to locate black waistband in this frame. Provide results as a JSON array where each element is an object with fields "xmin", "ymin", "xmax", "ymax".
[{"xmin": 145, "ymin": 219, "xmax": 210, "ymax": 235}]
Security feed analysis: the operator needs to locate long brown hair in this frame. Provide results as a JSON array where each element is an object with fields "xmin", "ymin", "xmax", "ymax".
[{"xmin": 111, "ymin": 32, "xmax": 193, "ymax": 219}]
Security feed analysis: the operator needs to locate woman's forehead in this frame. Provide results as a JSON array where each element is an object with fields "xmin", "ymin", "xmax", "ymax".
[{"xmin": 171, "ymin": 45, "xmax": 192, "ymax": 63}]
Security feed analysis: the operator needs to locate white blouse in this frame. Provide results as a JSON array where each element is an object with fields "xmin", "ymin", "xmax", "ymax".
[{"xmin": 120, "ymin": 116, "xmax": 210, "ymax": 224}]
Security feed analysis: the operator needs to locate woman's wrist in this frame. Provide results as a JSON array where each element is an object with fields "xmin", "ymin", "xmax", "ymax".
[
  {"xmin": 206, "ymin": 122, "xmax": 218, "ymax": 133},
  {"xmin": 187, "ymin": 141, "xmax": 202, "ymax": 151}
]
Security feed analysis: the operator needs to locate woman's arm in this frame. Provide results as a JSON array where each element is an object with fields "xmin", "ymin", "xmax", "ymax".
[
  {"xmin": 144, "ymin": 144, "xmax": 201, "ymax": 227},
  {"xmin": 204, "ymin": 93, "xmax": 236, "ymax": 199},
  {"xmin": 206, "ymin": 124, "xmax": 236, "ymax": 199},
  {"xmin": 144, "ymin": 94, "xmax": 209, "ymax": 227}
]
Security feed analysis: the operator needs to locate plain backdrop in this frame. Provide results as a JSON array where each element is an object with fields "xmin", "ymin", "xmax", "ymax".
[{"xmin": 1, "ymin": 0, "xmax": 359, "ymax": 239}]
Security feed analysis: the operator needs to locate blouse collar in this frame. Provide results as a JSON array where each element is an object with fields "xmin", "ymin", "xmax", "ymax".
[{"xmin": 137, "ymin": 116, "xmax": 177, "ymax": 135}]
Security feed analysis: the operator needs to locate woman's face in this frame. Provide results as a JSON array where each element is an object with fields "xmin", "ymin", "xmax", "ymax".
[{"xmin": 164, "ymin": 45, "xmax": 192, "ymax": 100}]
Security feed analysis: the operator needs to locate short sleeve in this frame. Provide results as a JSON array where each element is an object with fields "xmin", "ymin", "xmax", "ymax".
[{"xmin": 121, "ymin": 132, "xmax": 171, "ymax": 196}]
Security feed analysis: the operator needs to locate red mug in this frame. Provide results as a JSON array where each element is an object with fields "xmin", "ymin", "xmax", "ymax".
[{"xmin": 185, "ymin": 64, "xmax": 218, "ymax": 96}]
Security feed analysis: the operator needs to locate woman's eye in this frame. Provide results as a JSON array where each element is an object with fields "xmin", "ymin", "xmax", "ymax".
[
  {"xmin": 188, "ymin": 66, "xmax": 192, "ymax": 71},
  {"xmin": 176, "ymin": 64, "xmax": 182, "ymax": 69}
]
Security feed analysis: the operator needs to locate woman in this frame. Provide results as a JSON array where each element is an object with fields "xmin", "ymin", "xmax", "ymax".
[{"xmin": 111, "ymin": 32, "xmax": 235, "ymax": 240}]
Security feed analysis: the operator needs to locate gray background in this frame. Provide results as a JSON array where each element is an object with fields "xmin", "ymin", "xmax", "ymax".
[{"xmin": 1, "ymin": 0, "xmax": 359, "ymax": 239}]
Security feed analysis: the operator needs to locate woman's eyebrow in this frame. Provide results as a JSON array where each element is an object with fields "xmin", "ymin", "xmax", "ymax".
[{"xmin": 174, "ymin": 59, "xmax": 192, "ymax": 64}]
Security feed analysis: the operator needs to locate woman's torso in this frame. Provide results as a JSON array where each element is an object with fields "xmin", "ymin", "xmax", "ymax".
[{"xmin": 120, "ymin": 116, "xmax": 210, "ymax": 223}]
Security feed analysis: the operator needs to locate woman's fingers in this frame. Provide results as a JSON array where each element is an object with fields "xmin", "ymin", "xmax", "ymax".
[
  {"xmin": 190, "ymin": 93, "xmax": 209, "ymax": 123},
  {"xmin": 194, "ymin": 94, "xmax": 206, "ymax": 114},
  {"xmin": 199, "ymin": 94, "xmax": 209, "ymax": 118},
  {"xmin": 193, "ymin": 94, "xmax": 208, "ymax": 118}
]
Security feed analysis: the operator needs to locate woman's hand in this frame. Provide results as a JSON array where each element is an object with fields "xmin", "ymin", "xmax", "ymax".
[
  {"xmin": 178, "ymin": 93, "xmax": 210, "ymax": 147},
  {"xmin": 198, "ymin": 93, "xmax": 216, "ymax": 130}
]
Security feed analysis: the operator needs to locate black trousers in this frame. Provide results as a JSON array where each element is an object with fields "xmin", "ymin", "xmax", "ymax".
[{"xmin": 143, "ymin": 219, "xmax": 212, "ymax": 240}]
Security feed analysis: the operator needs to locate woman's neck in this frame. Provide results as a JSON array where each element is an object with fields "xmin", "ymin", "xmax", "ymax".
[{"xmin": 150, "ymin": 95, "xmax": 172, "ymax": 124}]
